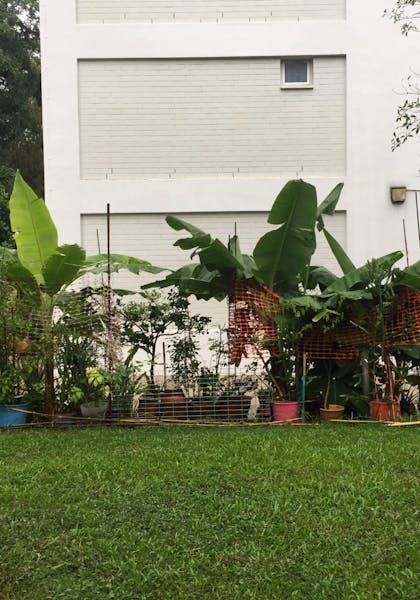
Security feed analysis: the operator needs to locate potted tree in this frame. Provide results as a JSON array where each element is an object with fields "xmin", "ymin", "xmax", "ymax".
[
  {"xmin": 120, "ymin": 288, "xmax": 210, "ymax": 418},
  {"xmin": 318, "ymin": 361, "xmax": 345, "ymax": 421}
]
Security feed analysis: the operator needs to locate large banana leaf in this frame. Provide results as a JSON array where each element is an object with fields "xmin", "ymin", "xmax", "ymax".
[
  {"xmin": 145, "ymin": 217, "xmax": 253, "ymax": 300},
  {"xmin": 316, "ymin": 183, "xmax": 355, "ymax": 274},
  {"xmin": 166, "ymin": 216, "xmax": 212, "ymax": 251},
  {"xmin": 253, "ymin": 180, "xmax": 317, "ymax": 293},
  {"xmin": 85, "ymin": 254, "xmax": 163, "ymax": 275},
  {"xmin": 393, "ymin": 260, "xmax": 420, "ymax": 290},
  {"xmin": 9, "ymin": 171, "xmax": 58, "ymax": 284},
  {"xmin": 228, "ymin": 236, "xmax": 256, "ymax": 279},
  {"xmin": 198, "ymin": 239, "xmax": 243, "ymax": 271},
  {"xmin": 5, "ymin": 261, "xmax": 41, "ymax": 305},
  {"xmin": 317, "ymin": 183, "xmax": 344, "ymax": 220},
  {"xmin": 323, "ymin": 228, "xmax": 355, "ymax": 274},
  {"xmin": 307, "ymin": 266, "xmax": 338, "ymax": 290},
  {"xmin": 325, "ymin": 251, "xmax": 403, "ymax": 294},
  {"xmin": 143, "ymin": 264, "xmax": 228, "ymax": 300},
  {"xmin": 42, "ymin": 244, "xmax": 86, "ymax": 297}
]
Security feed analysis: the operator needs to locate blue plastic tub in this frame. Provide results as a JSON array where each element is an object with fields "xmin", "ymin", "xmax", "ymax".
[{"xmin": 0, "ymin": 402, "xmax": 30, "ymax": 426}]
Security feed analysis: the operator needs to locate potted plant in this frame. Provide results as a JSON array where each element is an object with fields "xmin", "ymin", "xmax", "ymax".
[
  {"xmin": 79, "ymin": 367, "xmax": 109, "ymax": 417},
  {"xmin": 0, "ymin": 374, "xmax": 31, "ymax": 427},
  {"xmin": 121, "ymin": 288, "xmax": 210, "ymax": 417}
]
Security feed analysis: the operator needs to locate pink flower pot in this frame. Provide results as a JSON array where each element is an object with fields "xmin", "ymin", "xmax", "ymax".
[{"xmin": 272, "ymin": 400, "xmax": 300, "ymax": 423}]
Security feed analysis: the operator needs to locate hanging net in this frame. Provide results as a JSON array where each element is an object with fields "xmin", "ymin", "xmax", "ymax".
[
  {"xmin": 296, "ymin": 320, "xmax": 373, "ymax": 360},
  {"xmin": 228, "ymin": 278, "xmax": 280, "ymax": 366},
  {"xmin": 385, "ymin": 287, "xmax": 420, "ymax": 347},
  {"xmin": 297, "ymin": 287, "xmax": 420, "ymax": 359}
]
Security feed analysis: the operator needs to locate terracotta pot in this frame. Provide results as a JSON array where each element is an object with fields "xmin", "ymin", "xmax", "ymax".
[
  {"xmin": 370, "ymin": 400, "xmax": 400, "ymax": 421},
  {"xmin": 320, "ymin": 404, "xmax": 345, "ymax": 422},
  {"xmin": 15, "ymin": 339, "xmax": 30, "ymax": 354},
  {"xmin": 160, "ymin": 390, "xmax": 186, "ymax": 404},
  {"xmin": 272, "ymin": 400, "xmax": 300, "ymax": 423}
]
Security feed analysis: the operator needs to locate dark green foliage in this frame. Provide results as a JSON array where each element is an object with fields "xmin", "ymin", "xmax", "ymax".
[
  {"xmin": 120, "ymin": 289, "xmax": 210, "ymax": 389},
  {"xmin": 0, "ymin": 426, "xmax": 419, "ymax": 599},
  {"xmin": 0, "ymin": 165, "xmax": 15, "ymax": 247},
  {"xmin": 0, "ymin": 1, "xmax": 43, "ymax": 195}
]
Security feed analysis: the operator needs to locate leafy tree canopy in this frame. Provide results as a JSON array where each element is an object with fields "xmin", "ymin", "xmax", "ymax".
[{"xmin": 0, "ymin": 0, "xmax": 42, "ymax": 247}]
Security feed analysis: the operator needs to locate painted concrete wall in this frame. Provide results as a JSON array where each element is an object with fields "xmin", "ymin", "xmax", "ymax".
[
  {"xmin": 79, "ymin": 57, "xmax": 345, "ymax": 180},
  {"xmin": 40, "ymin": 0, "xmax": 420, "ymax": 267},
  {"xmin": 77, "ymin": 0, "xmax": 346, "ymax": 23}
]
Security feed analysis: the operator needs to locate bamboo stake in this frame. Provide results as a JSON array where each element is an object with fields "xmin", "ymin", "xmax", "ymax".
[
  {"xmin": 6, "ymin": 408, "xmax": 313, "ymax": 429},
  {"xmin": 328, "ymin": 419, "xmax": 386, "ymax": 424},
  {"xmin": 386, "ymin": 420, "xmax": 420, "ymax": 427}
]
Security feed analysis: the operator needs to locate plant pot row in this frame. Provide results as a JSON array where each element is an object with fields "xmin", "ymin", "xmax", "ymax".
[{"xmin": 271, "ymin": 401, "xmax": 346, "ymax": 424}]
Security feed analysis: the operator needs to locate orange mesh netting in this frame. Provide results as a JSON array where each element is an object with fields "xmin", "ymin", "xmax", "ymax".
[
  {"xmin": 297, "ymin": 321, "xmax": 373, "ymax": 360},
  {"xmin": 228, "ymin": 279, "xmax": 280, "ymax": 366},
  {"xmin": 228, "ymin": 282, "xmax": 420, "ymax": 364},
  {"xmin": 385, "ymin": 287, "xmax": 420, "ymax": 346},
  {"xmin": 298, "ymin": 288, "xmax": 420, "ymax": 359}
]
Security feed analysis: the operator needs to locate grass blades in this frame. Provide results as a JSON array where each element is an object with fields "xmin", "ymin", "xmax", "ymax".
[{"xmin": 0, "ymin": 425, "xmax": 419, "ymax": 599}]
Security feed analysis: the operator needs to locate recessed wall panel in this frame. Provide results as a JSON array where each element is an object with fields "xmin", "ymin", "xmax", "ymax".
[{"xmin": 79, "ymin": 57, "xmax": 346, "ymax": 180}]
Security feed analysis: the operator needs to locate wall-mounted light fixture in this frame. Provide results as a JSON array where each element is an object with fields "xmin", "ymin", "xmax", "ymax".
[{"xmin": 390, "ymin": 186, "xmax": 407, "ymax": 204}]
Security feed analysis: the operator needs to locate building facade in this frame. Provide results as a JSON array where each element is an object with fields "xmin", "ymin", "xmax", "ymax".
[{"xmin": 40, "ymin": 0, "xmax": 420, "ymax": 319}]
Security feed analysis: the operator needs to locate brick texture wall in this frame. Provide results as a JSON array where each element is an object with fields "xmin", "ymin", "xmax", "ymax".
[
  {"xmin": 77, "ymin": 0, "xmax": 346, "ymax": 23},
  {"xmin": 78, "ymin": 57, "xmax": 346, "ymax": 180}
]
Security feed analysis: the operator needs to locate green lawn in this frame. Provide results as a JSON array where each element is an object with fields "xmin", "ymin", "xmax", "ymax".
[{"xmin": 0, "ymin": 425, "xmax": 419, "ymax": 600}]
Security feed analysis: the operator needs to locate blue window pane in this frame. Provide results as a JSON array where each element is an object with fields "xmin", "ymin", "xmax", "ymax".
[{"xmin": 284, "ymin": 61, "xmax": 308, "ymax": 83}]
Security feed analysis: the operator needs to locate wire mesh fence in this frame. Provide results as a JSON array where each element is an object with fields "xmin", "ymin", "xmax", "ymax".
[{"xmin": 109, "ymin": 379, "xmax": 273, "ymax": 423}]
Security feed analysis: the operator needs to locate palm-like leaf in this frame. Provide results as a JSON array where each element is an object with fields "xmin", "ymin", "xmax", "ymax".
[{"xmin": 9, "ymin": 171, "xmax": 58, "ymax": 283}]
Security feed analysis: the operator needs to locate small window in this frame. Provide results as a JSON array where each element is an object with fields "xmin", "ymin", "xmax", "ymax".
[{"xmin": 281, "ymin": 59, "xmax": 313, "ymax": 89}]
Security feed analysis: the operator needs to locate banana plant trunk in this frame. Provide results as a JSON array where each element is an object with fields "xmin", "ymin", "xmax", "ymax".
[{"xmin": 44, "ymin": 351, "xmax": 56, "ymax": 414}]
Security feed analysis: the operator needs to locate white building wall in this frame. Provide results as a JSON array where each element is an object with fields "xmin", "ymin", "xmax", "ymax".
[
  {"xmin": 77, "ymin": 0, "xmax": 346, "ymax": 23},
  {"xmin": 79, "ymin": 57, "xmax": 345, "ymax": 180},
  {"xmin": 40, "ymin": 0, "xmax": 420, "ymax": 268}
]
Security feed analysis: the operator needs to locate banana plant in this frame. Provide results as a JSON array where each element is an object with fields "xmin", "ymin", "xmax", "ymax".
[
  {"xmin": 146, "ymin": 179, "xmax": 353, "ymax": 300},
  {"xmin": 5, "ymin": 172, "xmax": 161, "ymax": 412}
]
